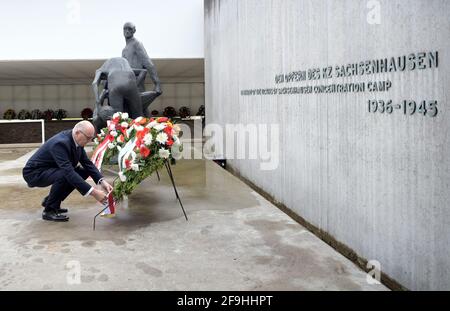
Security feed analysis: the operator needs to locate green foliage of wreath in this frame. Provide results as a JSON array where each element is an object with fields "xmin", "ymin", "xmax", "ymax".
[{"xmin": 113, "ymin": 156, "xmax": 165, "ymax": 199}]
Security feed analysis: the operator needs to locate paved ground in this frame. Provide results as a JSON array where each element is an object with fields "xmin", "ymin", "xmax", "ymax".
[{"xmin": 0, "ymin": 147, "xmax": 388, "ymax": 290}]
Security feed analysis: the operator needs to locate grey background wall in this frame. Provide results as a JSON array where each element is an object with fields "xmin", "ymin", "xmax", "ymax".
[
  {"xmin": 205, "ymin": 0, "xmax": 450, "ymax": 290},
  {"xmin": 0, "ymin": 82, "xmax": 204, "ymax": 118}
]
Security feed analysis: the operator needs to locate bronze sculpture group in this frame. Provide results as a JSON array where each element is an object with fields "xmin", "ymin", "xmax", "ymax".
[{"xmin": 92, "ymin": 22, "xmax": 162, "ymax": 132}]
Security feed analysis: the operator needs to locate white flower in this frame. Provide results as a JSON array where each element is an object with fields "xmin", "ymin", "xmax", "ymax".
[
  {"xmin": 119, "ymin": 171, "xmax": 127, "ymax": 182},
  {"xmin": 100, "ymin": 129, "xmax": 105, "ymax": 136},
  {"xmin": 158, "ymin": 148, "xmax": 170, "ymax": 159},
  {"xmin": 108, "ymin": 143, "xmax": 115, "ymax": 149},
  {"xmin": 143, "ymin": 133, "xmax": 153, "ymax": 145},
  {"xmin": 154, "ymin": 123, "xmax": 166, "ymax": 131},
  {"xmin": 117, "ymin": 145, "xmax": 122, "ymax": 151},
  {"xmin": 121, "ymin": 121, "xmax": 129, "ymax": 128},
  {"xmin": 121, "ymin": 112, "xmax": 129, "ymax": 120},
  {"xmin": 146, "ymin": 121, "xmax": 158, "ymax": 129},
  {"xmin": 93, "ymin": 138, "xmax": 99, "ymax": 145},
  {"xmin": 133, "ymin": 124, "xmax": 144, "ymax": 131},
  {"xmin": 110, "ymin": 130, "xmax": 118, "ymax": 137},
  {"xmin": 134, "ymin": 116, "xmax": 143, "ymax": 123},
  {"xmin": 108, "ymin": 123, "xmax": 115, "ymax": 131},
  {"xmin": 112, "ymin": 112, "xmax": 120, "ymax": 119},
  {"xmin": 131, "ymin": 164, "xmax": 140, "ymax": 171},
  {"xmin": 156, "ymin": 132, "xmax": 168, "ymax": 144}
]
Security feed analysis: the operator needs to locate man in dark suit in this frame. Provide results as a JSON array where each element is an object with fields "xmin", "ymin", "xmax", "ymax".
[{"xmin": 22, "ymin": 121, "xmax": 113, "ymax": 222}]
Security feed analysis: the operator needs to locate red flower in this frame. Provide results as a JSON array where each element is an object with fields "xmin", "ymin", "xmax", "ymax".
[
  {"xmin": 136, "ymin": 127, "xmax": 149, "ymax": 140},
  {"xmin": 119, "ymin": 127, "xmax": 128, "ymax": 138},
  {"xmin": 125, "ymin": 159, "xmax": 131, "ymax": 170},
  {"xmin": 107, "ymin": 135, "xmax": 114, "ymax": 142},
  {"xmin": 166, "ymin": 138, "xmax": 174, "ymax": 146},
  {"xmin": 140, "ymin": 146, "xmax": 151, "ymax": 158},
  {"xmin": 157, "ymin": 117, "xmax": 168, "ymax": 123},
  {"xmin": 164, "ymin": 126, "xmax": 173, "ymax": 136},
  {"xmin": 136, "ymin": 139, "xmax": 142, "ymax": 148}
]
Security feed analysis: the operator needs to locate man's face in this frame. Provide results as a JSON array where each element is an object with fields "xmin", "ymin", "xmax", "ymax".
[
  {"xmin": 123, "ymin": 25, "xmax": 135, "ymax": 39},
  {"xmin": 75, "ymin": 129, "xmax": 95, "ymax": 147}
]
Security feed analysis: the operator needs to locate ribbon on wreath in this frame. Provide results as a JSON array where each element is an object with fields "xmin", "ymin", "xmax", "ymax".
[
  {"xmin": 92, "ymin": 125, "xmax": 138, "ymax": 218},
  {"xmin": 91, "ymin": 133, "xmax": 116, "ymax": 217},
  {"xmin": 98, "ymin": 137, "xmax": 137, "ymax": 218},
  {"xmin": 91, "ymin": 136, "xmax": 112, "ymax": 171},
  {"xmin": 100, "ymin": 191, "xmax": 116, "ymax": 217},
  {"xmin": 118, "ymin": 137, "xmax": 137, "ymax": 172}
]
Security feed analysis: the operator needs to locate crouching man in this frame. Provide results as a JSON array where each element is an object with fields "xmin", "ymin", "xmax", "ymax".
[{"xmin": 22, "ymin": 120, "xmax": 113, "ymax": 222}]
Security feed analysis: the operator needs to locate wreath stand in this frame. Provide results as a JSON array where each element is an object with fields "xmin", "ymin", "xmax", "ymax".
[{"xmin": 93, "ymin": 159, "xmax": 188, "ymax": 230}]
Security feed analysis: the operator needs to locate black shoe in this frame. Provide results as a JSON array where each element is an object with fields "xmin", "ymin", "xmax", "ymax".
[
  {"xmin": 42, "ymin": 197, "xmax": 67, "ymax": 213},
  {"xmin": 55, "ymin": 208, "xmax": 68, "ymax": 213},
  {"xmin": 42, "ymin": 210, "xmax": 69, "ymax": 222}
]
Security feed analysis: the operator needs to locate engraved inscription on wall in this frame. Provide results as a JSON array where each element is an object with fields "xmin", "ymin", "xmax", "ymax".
[{"xmin": 240, "ymin": 51, "xmax": 439, "ymax": 117}]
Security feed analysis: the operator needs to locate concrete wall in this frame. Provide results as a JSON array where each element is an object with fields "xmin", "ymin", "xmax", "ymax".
[
  {"xmin": 204, "ymin": 0, "xmax": 450, "ymax": 290},
  {"xmin": 0, "ymin": 82, "xmax": 204, "ymax": 118}
]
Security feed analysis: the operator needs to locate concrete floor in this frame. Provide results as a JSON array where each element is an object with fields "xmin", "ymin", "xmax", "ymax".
[{"xmin": 0, "ymin": 147, "xmax": 388, "ymax": 291}]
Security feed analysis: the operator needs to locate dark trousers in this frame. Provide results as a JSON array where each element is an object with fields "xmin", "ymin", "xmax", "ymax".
[{"xmin": 23, "ymin": 166, "xmax": 89, "ymax": 212}]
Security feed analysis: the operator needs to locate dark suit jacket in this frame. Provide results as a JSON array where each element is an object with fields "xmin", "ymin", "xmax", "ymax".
[{"xmin": 23, "ymin": 130, "xmax": 103, "ymax": 195}]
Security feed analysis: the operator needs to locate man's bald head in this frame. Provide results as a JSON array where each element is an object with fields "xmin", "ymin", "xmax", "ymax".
[
  {"xmin": 73, "ymin": 121, "xmax": 95, "ymax": 147},
  {"xmin": 123, "ymin": 22, "xmax": 136, "ymax": 39},
  {"xmin": 74, "ymin": 120, "xmax": 95, "ymax": 134}
]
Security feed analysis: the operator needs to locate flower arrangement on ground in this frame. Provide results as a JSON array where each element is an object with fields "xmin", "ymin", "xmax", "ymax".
[{"xmin": 92, "ymin": 112, "xmax": 182, "ymax": 202}]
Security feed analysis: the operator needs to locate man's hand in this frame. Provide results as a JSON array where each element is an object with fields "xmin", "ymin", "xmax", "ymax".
[
  {"xmin": 100, "ymin": 180, "xmax": 113, "ymax": 193},
  {"xmin": 91, "ymin": 188, "xmax": 108, "ymax": 204}
]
